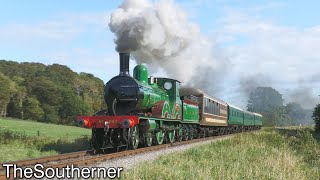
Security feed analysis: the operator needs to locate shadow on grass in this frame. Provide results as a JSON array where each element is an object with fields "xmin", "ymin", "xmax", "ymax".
[
  {"xmin": 275, "ymin": 128, "xmax": 302, "ymax": 138},
  {"xmin": 275, "ymin": 127, "xmax": 320, "ymax": 143},
  {"xmin": 39, "ymin": 136, "xmax": 91, "ymax": 153}
]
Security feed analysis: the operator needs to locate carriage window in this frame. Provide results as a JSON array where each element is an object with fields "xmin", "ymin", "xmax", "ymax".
[
  {"xmin": 205, "ymin": 98, "xmax": 208, "ymax": 113},
  {"xmin": 212, "ymin": 101, "xmax": 215, "ymax": 115},
  {"xmin": 216, "ymin": 103, "xmax": 218, "ymax": 115},
  {"xmin": 216, "ymin": 103, "xmax": 219, "ymax": 115},
  {"xmin": 211, "ymin": 101, "xmax": 214, "ymax": 114}
]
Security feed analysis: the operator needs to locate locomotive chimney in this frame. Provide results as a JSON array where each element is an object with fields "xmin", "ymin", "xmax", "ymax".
[{"xmin": 119, "ymin": 52, "xmax": 130, "ymax": 76}]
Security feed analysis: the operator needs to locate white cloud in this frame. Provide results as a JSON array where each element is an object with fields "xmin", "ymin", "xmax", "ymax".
[
  {"xmin": 0, "ymin": 12, "xmax": 109, "ymax": 46},
  {"xmin": 216, "ymin": 9, "xmax": 320, "ymax": 109},
  {"xmin": 0, "ymin": 10, "xmax": 126, "ymax": 86}
]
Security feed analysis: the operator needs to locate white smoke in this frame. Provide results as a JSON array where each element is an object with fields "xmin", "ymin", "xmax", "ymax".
[{"xmin": 109, "ymin": 0, "xmax": 228, "ymax": 93}]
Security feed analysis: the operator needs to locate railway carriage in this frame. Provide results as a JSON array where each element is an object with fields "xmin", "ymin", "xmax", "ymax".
[
  {"xmin": 228, "ymin": 104, "xmax": 244, "ymax": 132},
  {"xmin": 254, "ymin": 113, "xmax": 263, "ymax": 127},
  {"xmin": 244, "ymin": 111, "xmax": 255, "ymax": 130},
  {"xmin": 179, "ymin": 88, "xmax": 229, "ymax": 135}
]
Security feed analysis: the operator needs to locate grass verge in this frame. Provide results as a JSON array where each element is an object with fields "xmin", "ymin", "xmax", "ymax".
[
  {"xmin": 124, "ymin": 128, "xmax": 320, "ymax": 180},
  {"xmin": 0, "ymin": 118, "xmax": 91, "ymax": 162},
  {"xmin": 0, "ymin": 118, "xmax": 90, "ymax": 140}
]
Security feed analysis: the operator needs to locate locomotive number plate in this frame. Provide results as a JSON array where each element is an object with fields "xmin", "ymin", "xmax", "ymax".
[{"xmin": 108, "ymin": 120, "xmax": 118, "ymax": 124}]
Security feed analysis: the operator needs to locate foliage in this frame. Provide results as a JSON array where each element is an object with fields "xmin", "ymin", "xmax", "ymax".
[
  {"xmin": 313, "ymin": 104, "xmax": 320, "ymax": 132},
  {"xmin": 287, "ymin": 102, "xmax": 306, "ymax": 120},
  {"xmin": 23, "ymin": 96, "xmax": 44, "ymax": 120},
  {"xmin": 247, "ymin": 87, "xmax": 284, "ymax": 113},
  {"xmin": 0, "ymin": 72, "xmax": 16, "ymax": 117},
  {"xmin": 269, "ymin": 106, "xmax": 291, "ymax": 126},
  {"xmin": 0, "ymin": 60, "xmax": 106, "ymax": 124},
  {"xmin": 247, "ymin": 87, "xmax": 312, "ymax": 126}
]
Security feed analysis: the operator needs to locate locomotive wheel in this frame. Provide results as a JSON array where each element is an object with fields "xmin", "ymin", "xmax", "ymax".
[
  {"xmin": 189, "ymin": 128, "xmax": 194, "ymax": 140},
  {"xmin": 154, "ymin": 129, "xmax": 164, "ymax": 145},
  {"xmin": 198, "ymin": 129, "xmax": 206, "ymax": 138},
  {"xmin": 144, "ymin": 133, "xmax": 153, "ymax": 147},
  {"xmin": 176, "ymin": 126, "xmax": 183, "ymax": 142},
  {"xmin": 182, "ymin": 127, "xmax": 189, "ymax": 141},
  {"xmin": 167, "ymin": 130, "xmax": 175, "ymax": 143},
  {"xmin": 128, "ymin": 125, "xmax": 139, "ymax": 149},
  {"xmin": 92, "ymin": 128, "xmax": 104, "ymax": 149}
]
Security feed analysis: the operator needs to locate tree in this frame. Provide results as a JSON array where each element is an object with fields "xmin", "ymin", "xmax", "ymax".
[
  {"xmin": 286, "ymin": 102, "xmax": 307, "ymax": 125},
  {"xmin": 247, "ymin": 87, "xmax": 284, "ymax": 113},
  {"xmin": 23, "ymin": 96, "xmax": 44, "ymax": 120},
  {"xmin": 7, "ymin": 76, "xmax": 27, "ymax": 119},
  {"xmin": 77, "ymin": 72, "xmax": 106, "ymax": 114},
  {"xmin": 41, "ymin": 104, "xmax": 60, "ymax": 123},
  {"xmin": 0, "ymin": 60, "xmax": 105, "ymax": 124},
  {"xmin": 312, "ymin": 104, "xmax": 320, "ymax": 133},
  {"xmin": 59, "ymin": 88, "xmax": 90, "ymax": 124},
  {"xmin": 272, "ymin": 106, "xmax": 291, "ymax": 126},
  {"xmin": 0, "ymin": 73, "xmax": 16, "ymax": 117},
  {"xmin": 247, "ymin": 87, "xmax": 288, "ymax": 126}
]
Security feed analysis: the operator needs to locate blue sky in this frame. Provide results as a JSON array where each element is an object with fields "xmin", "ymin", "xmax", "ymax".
[{"xmin": 0, "ymin": 0, "xmax": 319, "ymax": 108}]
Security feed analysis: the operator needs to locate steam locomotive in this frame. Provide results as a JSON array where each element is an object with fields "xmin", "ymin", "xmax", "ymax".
[{"xmin": 77, "ymin": 53, "xmax": 262, "ymax": 150}]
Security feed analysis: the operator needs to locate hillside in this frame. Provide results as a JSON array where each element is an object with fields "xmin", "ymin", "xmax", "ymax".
[{"xmin": 0, "ymin": 60, "xmax": 106, "ymax": 125}]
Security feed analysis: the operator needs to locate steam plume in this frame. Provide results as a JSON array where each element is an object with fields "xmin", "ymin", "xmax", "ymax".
[
  {"xmin": 286, "ymin": 79, "xmax": 318, "ymax": 109},
  {"xmin": 109, "ymin": 0, "xmax": 228, "ymax": 93},
  {"xmin": 239, "ymin": 74, "xmax": 272, "ymax": 97}
]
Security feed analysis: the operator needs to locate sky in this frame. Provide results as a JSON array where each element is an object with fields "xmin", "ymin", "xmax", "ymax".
[{"xmin": 0, "ymin": 0, "xmax": 319, "ymax": 109}]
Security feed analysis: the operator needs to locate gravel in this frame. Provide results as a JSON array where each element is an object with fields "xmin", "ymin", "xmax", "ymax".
[{"xmin": 93, "ymin": 135, "xmax": 234, "ymax": 170}]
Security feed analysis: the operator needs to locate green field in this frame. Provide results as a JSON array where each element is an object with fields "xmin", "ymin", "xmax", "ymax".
[
  {"xmin": 124, "ymin": 127, "xmax": 320, "ymax": 180},
  {"xmin": 0, "ymin": 118, "xmax": 91, "ymax": 162},
  {"xmin": 0, "ymin": 118, "xmax": 91, "ymax": 140}
]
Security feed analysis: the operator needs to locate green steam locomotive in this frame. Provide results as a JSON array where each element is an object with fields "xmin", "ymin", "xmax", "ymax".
[{"xmin": 77, "ymin": 53, "xmax": 262, "ymax": 150}]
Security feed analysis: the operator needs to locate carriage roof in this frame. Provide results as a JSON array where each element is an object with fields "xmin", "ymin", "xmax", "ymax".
[{"xmin": 179, "ymin": 87, "xmax": 228, "ymax": 106}]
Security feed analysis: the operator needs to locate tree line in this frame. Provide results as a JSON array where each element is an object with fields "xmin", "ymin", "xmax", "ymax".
[
  {"xmin": 0, "ymin": 60, "xmax": 106, "ymax": 125},
  {"xmin": 247, "ymin": 86, "xmax": 314, "ymax": 127},
  {"xmin": 1, "ymin": 60, "xmax": 319, "ymax": 130}
]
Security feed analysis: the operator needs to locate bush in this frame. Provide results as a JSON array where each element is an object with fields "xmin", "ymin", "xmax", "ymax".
[{"xmin": 312, "ymin": 104, "xmax": 320, "ymax": 133}]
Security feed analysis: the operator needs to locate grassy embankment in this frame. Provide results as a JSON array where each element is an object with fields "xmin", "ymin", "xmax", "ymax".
[
  {"xmin": 124, "ymin": 127, "xmax": 320, "ymax": 179},
  {"xmin": 0, "ymin": 118, "xmax": 91, "ymax": 162}
]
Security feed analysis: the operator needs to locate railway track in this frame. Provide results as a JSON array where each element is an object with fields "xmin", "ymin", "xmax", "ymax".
[{"xmin": 0, "ymin": 132, "xmax": 244, "ymax": 179}]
